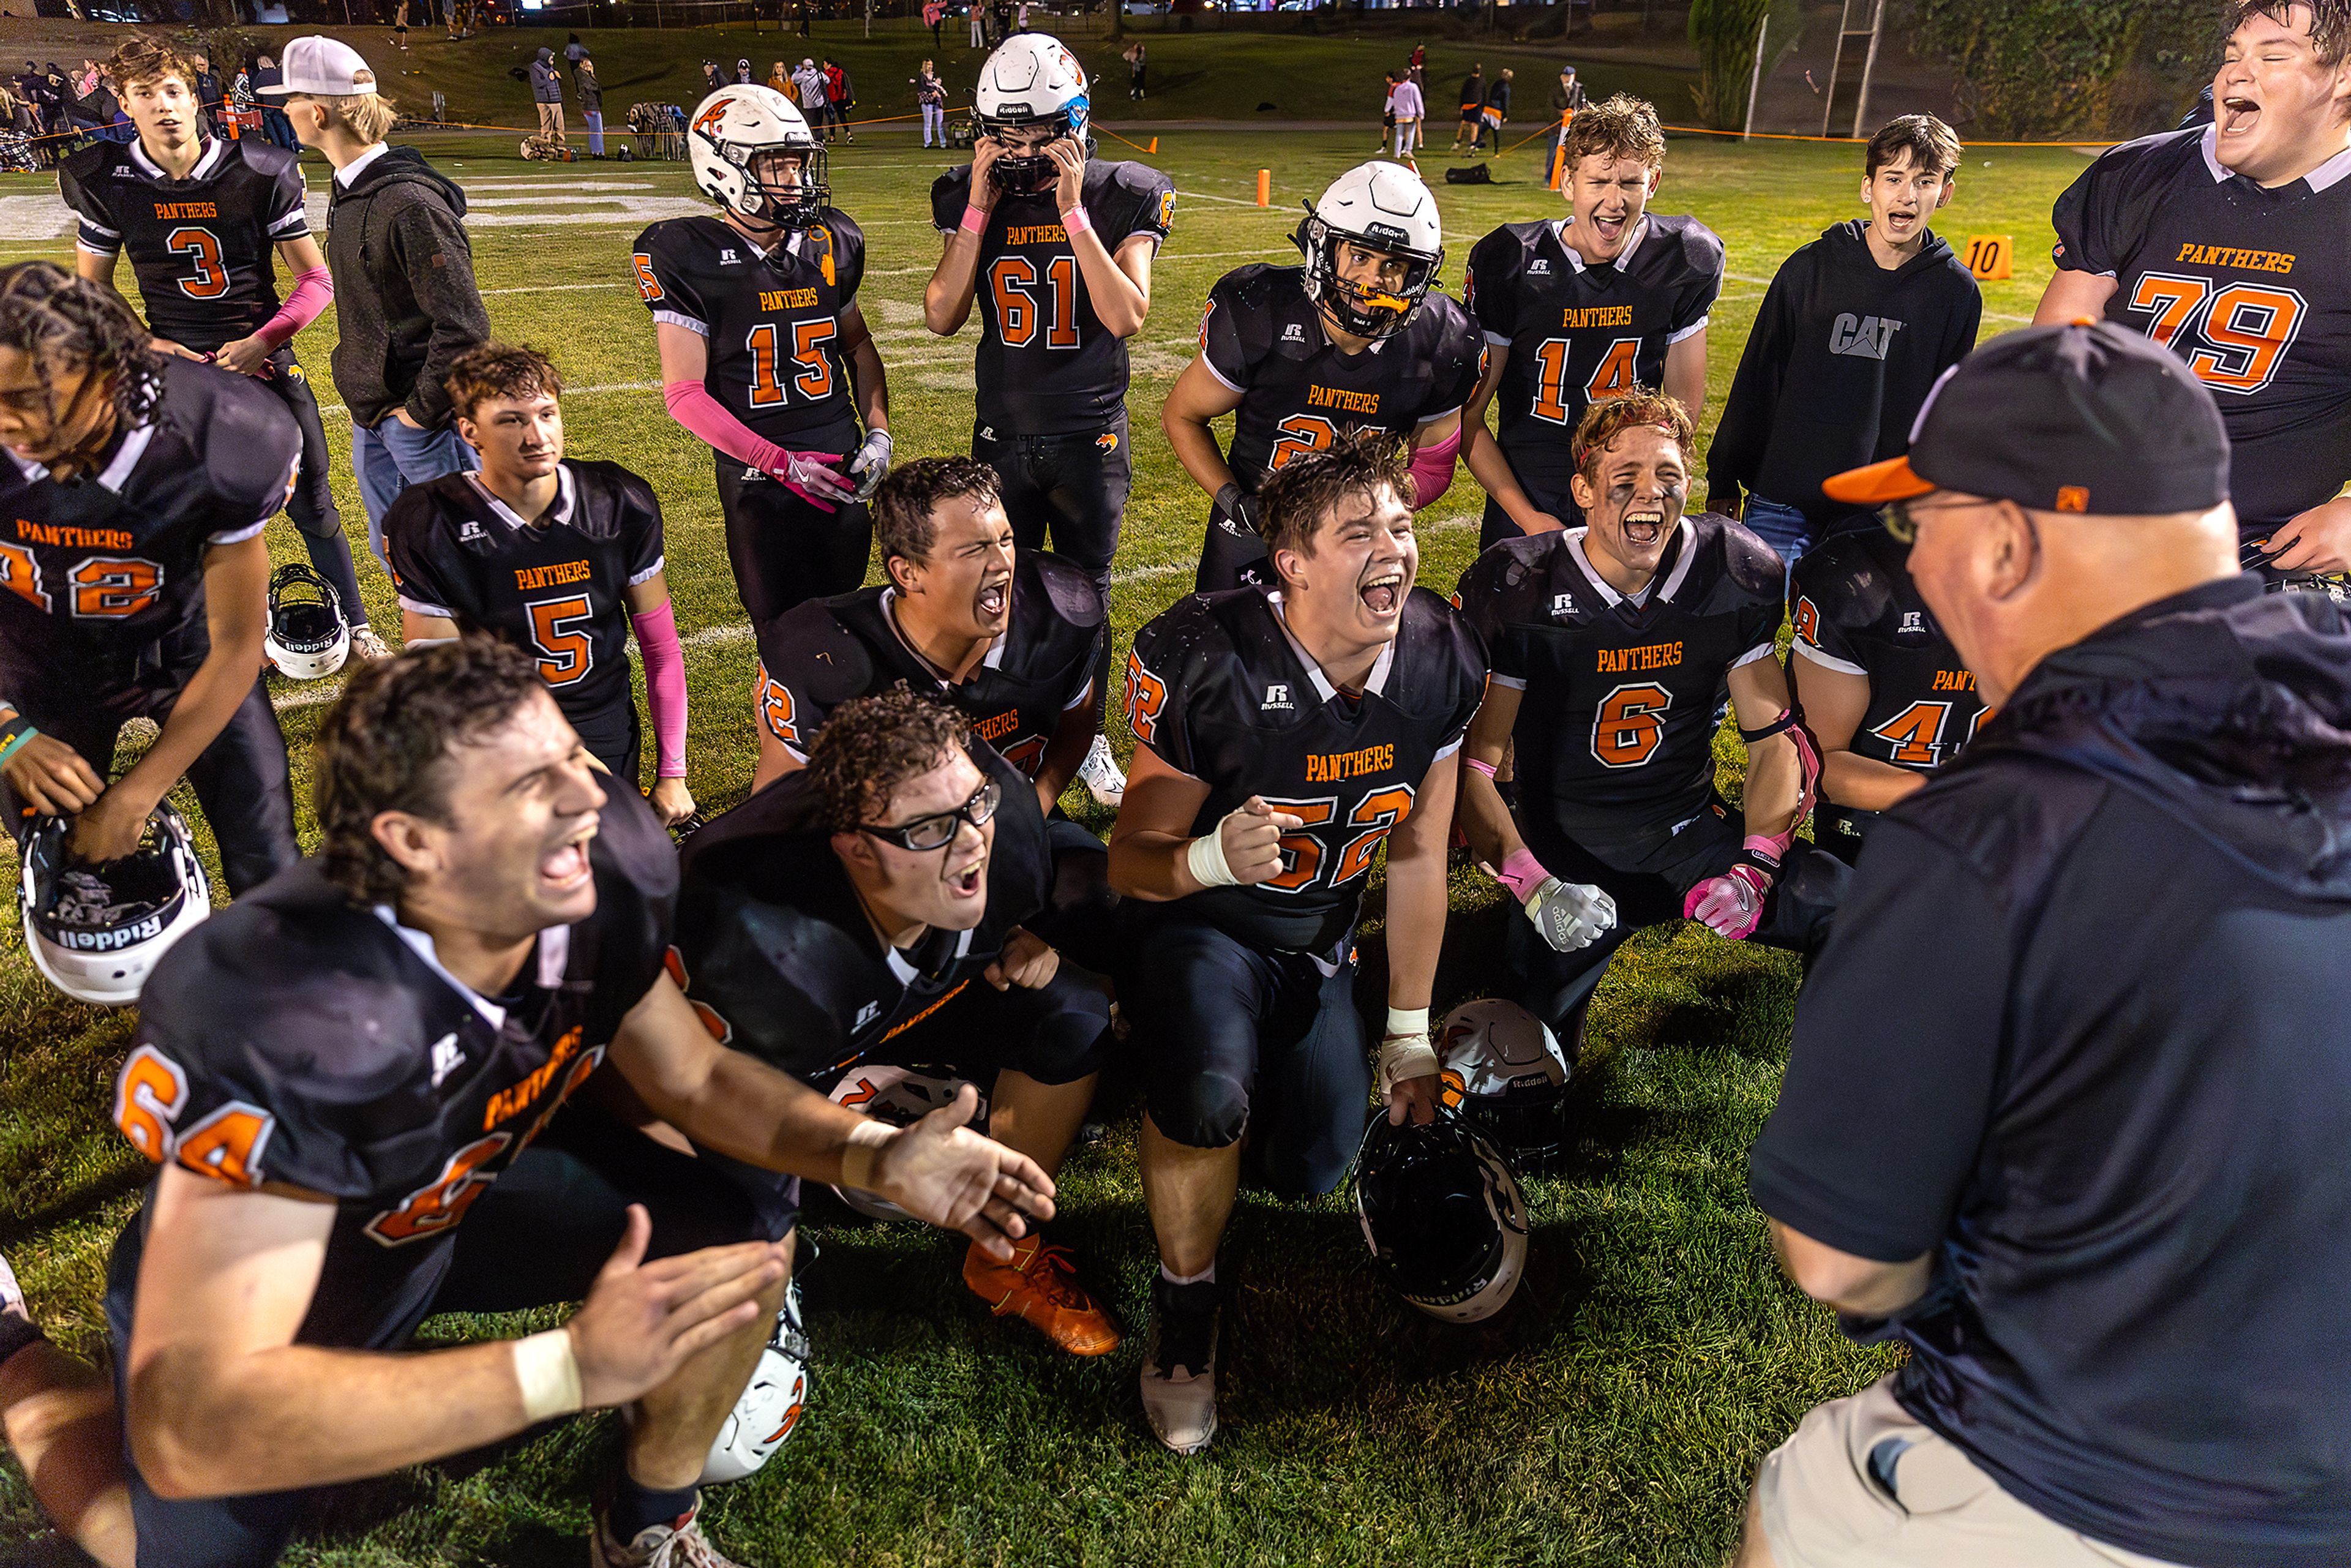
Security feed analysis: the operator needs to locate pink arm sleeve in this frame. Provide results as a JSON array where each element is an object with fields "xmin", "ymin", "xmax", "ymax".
[
  {"xmin": 1409, "ymin": 426, "xmax": 1460, "ymax": 509},
  {"xmin": 664, "ymin": 379, "xmax": 784, "ymax": 476},
  {"xmin": 254, "ymin": 267, "xmax": 333, "ymax": 350},
  {"xmin": 631, "ymin": 600, "xmax": 689, "ymax": 778}
]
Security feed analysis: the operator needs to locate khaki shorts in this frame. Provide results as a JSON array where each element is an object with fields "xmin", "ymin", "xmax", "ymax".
[{"xmin": 1757, "ymin": 1376, "xmax": 2191, "ymax": 1568}]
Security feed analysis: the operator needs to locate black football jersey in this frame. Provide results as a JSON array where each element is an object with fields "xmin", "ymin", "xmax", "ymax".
[
  {"xmin": 930, "ymin": 160, "xmax": 1176, "ymax": 433},
  {"xmin": 113, "ymin": 787, "xmax": 675, "ymax": 1349},
  {"xmin": 632, "ymin": 209, "xmax": 868, "ymax": 452},
  {"xmin": 754, "ymin": 550, "xmax": 1104, "ymax": 770},
  {"xmin": 57, "ymin": 135, "xmax": 310, "ymax": 353},
  {"xmin": 2053, "ymin": 126, "xmax": 2351, "ymax": 534},
  {"xmin": 1123, "ymin": 586, "xmax": 1486, "ymax": 955},
  {"xmin": 0, "ymin": 358, "xmax": 298, "ymax": 696},
  {"xmin": 1463, "ymin": 214, "xmax": 1723, "ymax": 497},
  {"xmin": 384, "ymin": 462, "xmax": 666, "ymax": 730},
  {"xmin": 670, "ymin": 743, "xmax": 1051, "ymax": 1084},
  {"xmin": 1455, "ymin": 512, "xmax": 1781, "ymax": 870},
  {"xmin": 1198, "ymin": 263, "xmax": 1487, "ymax": 492},
  {"xmin": 1787, "ymin": 527, "xmax": 1985, "ymax": 782}
]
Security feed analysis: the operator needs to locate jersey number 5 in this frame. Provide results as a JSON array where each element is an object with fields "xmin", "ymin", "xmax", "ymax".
[
  {"xmin": 991, "ymin": 256, "xmax": 1081, "ymax": 350},
  {"xmin": 527, "ymin": 594, "xmax": 596, "ymax": 686},
  {"xmin": 1258, "ymin": 787, "xmax": 1417, "ymax": 894},
  {"xmin": 1531, "ymin": 337, "xmax": 1641, "ymax": 425},
  {"xmin": 2126, "ymin": 273, "xmax": 2305, "ymax": 396}
]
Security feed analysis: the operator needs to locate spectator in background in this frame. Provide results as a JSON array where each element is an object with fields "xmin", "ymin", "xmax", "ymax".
[
  {"xmin": 770, "ymin": 58, "xmax": 792, "ymax": 93},
  {"xmin": 527, "ymin": 45, "xmax": 565, "ymax": 146},
  {"xmin": 793, "ymin": 56, "xmax": 828, "ymax": 139},
  {"xmin": 822, "ymin": 55, "xmax": 854, "ymax": 142},
  {"xmin": 1451, "ymin": 62, "xmax": 1484, "ymax": 152},
  {"xmin": 565, "ymin": 31, "xmax": 589, "ymax": 67},
  {"xmin": 969, "ymin": 0, "xmax": 987, "ymax": 50},
  {"xmin": 1379, "ymin": 69, "xmax": 1398, "ymax": 151},
  {"xmin": 797, "ymin": 0, "xmax": 811, "ymax": 38},
  {"xmin": 187, "ymin": 51, "xmax": 220, "ymax": 134},
  {"xmin": 915, "ymin": 58, "xmax": 946, "ymax": 147},
  {"xmin": 1015, "ymin": 0, "xmax": 1030, "ymax": 31},
  {"xmin": 1475, "ymin": 66, "xmax": 1510, "ymax": 151},
  {"xmin": 391, "ymin": 0, "xmax": 410, "ymax": 52},
  {"xmin": 737, "ymin": 56, "xmax": 754, "ymax": 84},
  {"xmin": 702, "ymin": 58, "xmax": 724, "ymax": 94},
  {"xmin": 253, "ymin": 53, "xmax": 296, "ymax": 147},
  {"xmin": 1548, "ymin": 62, "xmax": 1586, "ymax": 168},
  {"xmin": 1387, "ymin": 67, "xmax": 1422, "ymax": 162},
  {"xmin": 576, "ymin": 56, "xmax": 604, "ymax": 158},
  {"xmin": 925, "ymin": 0, "xmax": 947, "ymax": 51},
  {"xmin": 227, "ymin": 53, "xmax": 255, "ymax": 140},
  {"xmin": 993, "ymin": 0, "xmax": 1012, "ymax": 45},
  {"xmin": 1125, "ymin": 41, "xmax": 1146, "ymax": 100},
  {"xmin": 1708, "ymin": 115, "xmax": 1979, "ymax": 569}
]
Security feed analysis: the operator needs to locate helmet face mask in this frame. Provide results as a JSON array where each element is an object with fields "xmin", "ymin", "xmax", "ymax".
[
  {"xmin": 689, "ymin": 86, "xmax": 828, "ymax": 231},
  {"xmin": 973, "ymin": 36, "xmax": 1092, "ymax": 198},
  {"xmin": 263, "ymin": 563, "xmax": 350, "ymax": 681},
  {"xmin": 1352, "ymin": 1114, "xmax": 1529, "ymax": 1323},
  {"xmin": 1295, "ymin": 162, "xmax": 1445, "ymax": 342},
  {"xmin": 21, "ymin": 802, "xmax": 211, "ymax": 1007}
]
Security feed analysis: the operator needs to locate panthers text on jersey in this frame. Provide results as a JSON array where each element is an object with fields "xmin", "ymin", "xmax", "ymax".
[
  {"xmin": 632, "ymin": 209, "xmax": 869, "ymax": 454},
  {"xmin": 111, "ymin": 786, "xmax": 676, "ymax": 1348},
  {"xmin": 754, "ymin": 550, "xmax": 1104, "ymax": 768},
  {"xmin": 670, "ymin": 743, "xmax": 1052, "ymax": 1084},
  {"xmin": 1454, "ymin": 512, "xmax": 1782, "ymax": 869},
  {"xmin": 384, "ymin": 462, "xmax": 666, "ymax": 731},
  {"xmin": 2052, "ymin": 126, "xmax": 2351, "ymax": 535},
  {"xmin": 1197, "ymin": 263, "xmax": 1486, "ymax": 492},
  {"xmin": 1462, "ymin": 214, "xmax": 1723, "ymax": 502},
  {"xmin": 931, "ymin": 160, "xmax": 1176, "ymax": 433},
  {"xmin": 1123, "ymin": 585, "xmax": 1486, "ymax": 955},
  {"xmin": 1788, "ymin": 527, "xmax": 1986, "ymax": 781},
  {"xmin": 58, "ymin": 135, "xmax": 310, "ymax": 354},
  {"xmin": 0, "ymin": 358, "xmax": 297, "ymax": 699}
]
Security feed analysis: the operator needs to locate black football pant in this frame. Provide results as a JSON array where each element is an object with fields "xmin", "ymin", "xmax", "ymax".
[
  {"xmin": 266, "ymin": 345, "xmax": 371, "ymax": 629},
  {"xmin": 1812, "ymin": 801, "xmax": 1877, "ymax": 869},
  {"xmin": 713, "ymin": 447, "xmax": 874, "ymax": 631},
  {"xmin": 102, "ymin": 1103, "xmax": 795, "ymax": 1568},
  {"xmin": 973, "ymin": 411, "xmax": 1130, "ymax": 705},
  {"xmin": 1026, "ymin": 813, "xmax": 1119, "ymax": 978},
  {"xmin": 567, "ymin": 692, "xmax": 643, "ymax": 794},
  {"xmin": 1119, "ymin": 904, "xmax": 1370, "ymax": 1199},
  {"xmin": 1479, "ymin": 465, "xmax": 1584, "ymax": 552},
  {"xmin": 1509, "ymin": 798, "xmax": 1848, "ymax": 1046},
  {"xmin": 0, "ymin": 673, "xmax": 298, "ymax": 896}
]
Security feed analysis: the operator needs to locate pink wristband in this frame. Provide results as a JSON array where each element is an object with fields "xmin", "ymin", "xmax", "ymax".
[
  {"xmin": 1496, "ymin": 847, "xmax": 1550, "ymax": 903},
  {"xmin": 1062, "ymin": 203, "xmax": 1092, "ymax": 236},
  {"xmin": 1464, "ymin": 756, "xmax": 1497, "ymax": 781},
  {"xmin": 959, "ymin": 204, "xmax": 988, "ymax": 234}
]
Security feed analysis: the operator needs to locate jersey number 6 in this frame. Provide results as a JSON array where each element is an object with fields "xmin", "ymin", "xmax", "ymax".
[{"xmin": 1592, "ymin": 681, "xmax": 1670, "ymax": 768}]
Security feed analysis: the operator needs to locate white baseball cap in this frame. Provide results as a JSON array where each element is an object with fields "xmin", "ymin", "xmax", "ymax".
[{"xmin": 258, "ymin": 36, "xmax": 377, "ymax": 97}]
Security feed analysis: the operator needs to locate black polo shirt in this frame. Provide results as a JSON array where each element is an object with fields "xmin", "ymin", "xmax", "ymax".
[{"xmin": 1750, "ymin": 576, "xmax": 2351, "ymax": 1567}]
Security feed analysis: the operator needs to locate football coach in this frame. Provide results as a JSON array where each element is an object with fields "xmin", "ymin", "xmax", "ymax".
[{"xmin": 1738, "ymin": 321, "xmax": 2351, "ymax": 1566}]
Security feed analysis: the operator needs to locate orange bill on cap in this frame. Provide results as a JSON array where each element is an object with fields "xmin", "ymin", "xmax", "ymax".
[{"xmin": 1821, "ymin": 454, "xmax": 1936, "ymax": 506}]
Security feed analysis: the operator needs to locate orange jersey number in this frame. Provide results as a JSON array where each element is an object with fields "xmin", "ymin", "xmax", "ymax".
[
  {"xmin": 165, "ymin": 227, "xmax": 229, "ymax": 299},
  {"xmin": 527, "ymin": 594, "xmax": 596, "ymax": 686},
  {"xmin": 1592, "ymin": 681, "xmax": 1671, "ymax": 768}
]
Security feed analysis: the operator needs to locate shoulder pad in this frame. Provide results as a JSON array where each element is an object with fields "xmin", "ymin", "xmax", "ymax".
[
  {"xmin": 236, "ymin": 140, "xmax": 301, "ymax": 178},
  {"xmin": 1217, "ymin": 263, "xmax": 1281, "ymax": 308},
  {"xmin": 1705, "ymin": 513, "xmax": 1788, "ymax": 601},
  {"xmin": 1025, "ymin": 550, "xmax": 1105, "ymax": 629},
  {"xmin": 819, "ymin": 204, "xmax": 865, "ymax": 253},
  {"xmin": 931, "ymin": 166, "xmax": 973, "ymax": 225},
  {"xmin": 178, "ymin": 362, "xmax": 302, "ymax": 521},
  {"xmin": 765, "ymin": 595, "xmax": 881, "ymax": 709},
  {"xmin": 1790, "ymin": 530, "xmax": 1898, "ymax": 628},
  {"xmin": 1396, "ymin": 587, "xmax": 1488, "ymax": 713},
  {"xmin": 1458, "ymin": 530, "xmax": 1563, "ymax": 607},
  {"xmin": 565, "ymin": 459, "xmax": 659, "ymax": 542},
  {"xmin": 1654, "ymin": 212, "xmax": 1727, "ymax": 276},
  {"xmin": 1106, "ymin": 158, "xmax": 1172, "ymax": 198},
  {"xmin": 58, "ymin": 141, "xmax": 115, "ymax": 186},
  {"xmin": 594, "ymin": 782, "xmax": 680, "ymax": 910}
]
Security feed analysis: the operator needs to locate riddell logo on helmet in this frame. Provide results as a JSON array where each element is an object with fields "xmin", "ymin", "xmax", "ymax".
[{"xmin": 57, "ymin": 914, "xmax": 165, "ymax": 951}]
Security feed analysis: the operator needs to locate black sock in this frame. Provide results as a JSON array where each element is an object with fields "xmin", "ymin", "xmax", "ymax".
[{"xmin": 609, "ymin": 1476, "xmax": 700, "ymax": 1540}]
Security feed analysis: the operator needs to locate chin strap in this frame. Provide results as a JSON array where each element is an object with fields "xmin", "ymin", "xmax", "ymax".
[{"xmin": 1735, "ymin": 706, "xmax": 1820, "ymax": 860}]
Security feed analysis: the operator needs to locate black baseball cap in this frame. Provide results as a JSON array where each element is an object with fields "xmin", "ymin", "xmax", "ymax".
[{"xmin": 1823, "ymin": 320, "xmax": 2230, "ymax": 517}]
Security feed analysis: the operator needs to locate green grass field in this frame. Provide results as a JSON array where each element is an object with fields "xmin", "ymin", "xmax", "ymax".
[{"xmin": 0, "ymin": 122, "xmax": 2086, "ymax": 1566}]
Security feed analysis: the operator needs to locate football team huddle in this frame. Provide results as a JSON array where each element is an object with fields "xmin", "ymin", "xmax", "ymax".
[{"xmin": 2, "ymin": 3, "xmax": 2349, "ymax": 1564}]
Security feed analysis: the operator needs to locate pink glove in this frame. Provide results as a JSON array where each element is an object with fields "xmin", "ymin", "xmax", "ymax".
[
  {"xmin": 1682, "ymin": 838, "xmax": 1780, "ymax": 940},
  {"xmin": 662, "ymin": 380, "xmax": 852, "ymax": 512}
]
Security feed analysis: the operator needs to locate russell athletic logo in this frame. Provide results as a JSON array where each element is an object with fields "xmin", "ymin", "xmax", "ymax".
[{"xmin": 1262, "ymin": 683, "xmax": 1294, "ymax": 710}]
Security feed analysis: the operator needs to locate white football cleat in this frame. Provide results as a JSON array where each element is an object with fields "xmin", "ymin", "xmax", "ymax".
[
  {"xmin": 1078, "ymin": 733, "xmax": 1127, "ymax": 809},
  {"xmin": 1140, "ymin": 1274, "xmax": 1220, "ymax": 1455}
]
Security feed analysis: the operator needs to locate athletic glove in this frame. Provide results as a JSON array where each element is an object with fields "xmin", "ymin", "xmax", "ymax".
[
  {"xmin": 1213, "ymin": 481, "xmax": 1264, "ymax": 539},
  {"xmin": 1682, "ymin": 839, "xmax": 1779, "ymax": 940},
  {"xmin": 1491, "ymin": 848, "xmax": 1615, "ymax": 953},
  {"xmin": 772, "ymin": 448, "xmax": 857, "ymax": 511},
  {"xmin": 847, "ymin": 427, "xmax": 893, "ymax": 502}
]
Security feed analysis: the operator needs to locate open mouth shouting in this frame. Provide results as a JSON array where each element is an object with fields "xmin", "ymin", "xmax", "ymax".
[
  {"xmin": 1358, "ymin": 564, "xmax": 1407, "ymax": 618},
  {"xmin": 1619, "ymin": 506, "xmax": 1667, "ymax": 553},
  {"xmin": 943, "ymin": 846, "xmax": 989, "ymax": 904},
  {"xmin": 539, "ymin": 821, "xmax": 599, "ymax": 898},
  {"xmin": 975, "ymin": 572, "xmax": 1010, "ymax": 626},
  {"xmin": 1586, "ymin": 206, "xmax": 1633, "ymax": 255},
  {"xmin": 2219, "ymin": 90, "xmax": 2261, "ymax": 141},
  {"xmin": 1881, "ymin": 204, "xmax": 1919, "ymax": 238}
]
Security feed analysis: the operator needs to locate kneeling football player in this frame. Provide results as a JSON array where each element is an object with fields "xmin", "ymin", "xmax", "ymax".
[
  {"xmin": 1453, "ymin": 389, "xmax": 1847, "ymax": 1051},
  {"xmin": 1161, "ymin": 160, "xmax": 1483, "ymax": 593},
  {"xmin": 751, "ymin": 456, "xmax": 1116, "ymax": 970},
  {"xmin": 0, "ymin": 261, "xmax": 298, "ymax": 896},
  {"xmin": 104, "ymin": 642, "xmax": 1052, "ymax": 1568},
  {"xmin": 385, "ymin": 343, "xmax": 695, "ymax": 825},
  {"xmin": 1, "ymin": 1251, "xmax": 132, "ymax": 1567},
  {"xmin": 1111, "ymin": 435, "xmax": 1485, "ymax": 1454},
  {"xmin": 1785, "ymin": 516, "xmax": 1987, "ymax": 865},
  {"xmin": 673, "ymin": 688, "xmax": 1123, "ymax": 1357}
]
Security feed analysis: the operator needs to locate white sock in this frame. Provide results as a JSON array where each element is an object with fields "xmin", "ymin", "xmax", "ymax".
[{"xmin": 1160, "ymin": 1261, "xmax": 1215, "ymax": 1287}]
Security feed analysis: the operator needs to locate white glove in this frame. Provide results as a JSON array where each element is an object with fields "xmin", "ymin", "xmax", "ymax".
[
  {"xmin": 1523, "ymin": 876, "xmax": 1616, "ymax": 953},
  {"xmin": 773, "ymin": 448, "xmax": 858, "ymax": 511},
  {"xmin": 847, "ymin": 427, "xmax": 893, "ymax": 502}
]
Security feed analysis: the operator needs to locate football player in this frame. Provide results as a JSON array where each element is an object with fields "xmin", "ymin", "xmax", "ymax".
[
  {"xmin": 637, "ymin": 84, "xmax": 891, "ymax": 628},
  {"xmin": 1110, "ymin": 436, "xmax": 1485, "ymax": 1454},
  {"xmin": 1461, "ymin": 95, "xmax": 1723, "ymax": 547},
  {"xmin": 674, "ymin": 688, "xmax": 1123, "ymax": 1357},
  {"xmin": 1452, "ymin": 389, "xmax": 1845, "ymax": 1049},
  {"xmin": 1785, "ymin": 521, "xmax": 1987, "ymax": 865},
  {"xmin": 748, "ymin": 456, "xmax": 1115, "ymax": 969},
  {"xmin": 385, "ymin": 343, "xmax": 694, "ymax": 826},
  {"xmin": 0, "ymin": 1252, "xmax": 132, "ymax": 1567},
  {"xmin": 0, "ymin": 261, "xmax": 298, "ymax": 895},
  {"xmin": 2039, "ymin": 1, "xmax": 2351, "ymax": 577},
  {"xmin": 924, "ymin": 34, "xmax": 1176, "ymax": 807},
  {"xmin": 104, "ymin": 640, "xmax": 1055, "ymax": 1568},
  {"xmin": 59, "ymin": 39, "xmax": 381, "ymax": 659},
  {"xmin": 1163, "ymin": 161, "xmax": 1485, "ymax": 593}
]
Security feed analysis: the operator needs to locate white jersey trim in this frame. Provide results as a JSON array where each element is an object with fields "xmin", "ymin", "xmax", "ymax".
[
  {"xmin": 1789, "ymin": 639, "xmax": 1866, "ymax": 678},
  {"xmin": 652, "ymin": 309, "xmax": 710, "ymax": 337}
]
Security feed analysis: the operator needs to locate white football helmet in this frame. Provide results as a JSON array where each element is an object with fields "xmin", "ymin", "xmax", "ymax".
[
  {"xmin": 263, "ymin": 563, "xmax": 350, "ymax": 681},
  {"xmin": 1438, "ymin": 999, "xmax": 1573, "ymax": 1170},
  {"xmin": 687, "ymin": 84, "xmax": 827, "ymax": 228},
  {"xmin": 825, "ymin": 1065, "xmax": 988, "ymax": 1220},
  {"xmin": 973, "ymin": 34, "xmax": 1092, "ymax": 195},
  {"xmin": 701, "ymin": 1275, "xmax": 811, "ymax": 1484},
  {"xmin": 21, "ymin": 801, "xmax": 211, "ymax": 1007},
  {"xmin": 1295, "ymin": 162, "xmax": 1444, "ymax": 340}
]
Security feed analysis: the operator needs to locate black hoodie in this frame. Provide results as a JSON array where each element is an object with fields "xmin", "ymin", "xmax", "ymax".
[
  {"xmin": 325, "ymin": 146, "xmax": 490, "ymax": 430},
  {"xmin": 1753, "ymin": 577, "xmax": 2351, "ymax": 1566},
  {"xmin": 1707, "ymin": 219, "xmax": 1981, "ymax": 525}
]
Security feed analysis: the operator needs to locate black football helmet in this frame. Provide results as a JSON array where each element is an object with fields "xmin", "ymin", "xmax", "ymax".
[{"xmin": 1352, "ymin": 1112, "xmax": 1528, "ymax": 1323}]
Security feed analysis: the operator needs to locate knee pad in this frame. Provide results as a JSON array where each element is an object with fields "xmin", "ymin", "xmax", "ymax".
[{"xmin": 1150, "ymin": 1067, "xmax": 1251, "ymax": 1151}]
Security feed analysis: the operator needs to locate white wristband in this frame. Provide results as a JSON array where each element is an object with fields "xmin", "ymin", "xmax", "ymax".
[
  {"xmin": 1376, "ymin": 1036, "xmax": 1442, "ymax": 1097},
  {"xmin": 1185, "ymin": 818, "xmax": 1242, "ymax": 888},
  {"xmin": 511, "ymin": 1328, "xmax": 583, "ymax": 1422},
  {"xmin": 841, "ymin": 1117, "xmax": 895, "ymax": 1192},
  {"xmin": 1384, "ymin": 1006, "xmax": 1430, "ymax": 1040}
]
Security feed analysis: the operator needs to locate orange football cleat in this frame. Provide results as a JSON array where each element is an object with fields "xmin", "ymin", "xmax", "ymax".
[{"xmin": 963, "ymin": 1236, "xmax": 1122, "ymax": 1357}]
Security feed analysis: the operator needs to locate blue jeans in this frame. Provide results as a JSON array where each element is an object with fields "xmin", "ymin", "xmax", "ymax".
[
  {"xmin": 922, "ymin": 103, "xmax": 944, "ymax": 145},
  {"xmin": 1741, "ymin": 493, "xmax": 1813, "ymax": 574},
  {"xmin": 351, "ymin": 416, "xmax": 478, "ymax": 574}
]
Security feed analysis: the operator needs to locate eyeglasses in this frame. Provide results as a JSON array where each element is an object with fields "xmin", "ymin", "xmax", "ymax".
[
  {"xmin": 1880, "ymin": 494, "xmax": 1989, "ymax": 543},
  {"xmin": 858, "ymin": 775, "xmax": 1001, "ymax": 852}
]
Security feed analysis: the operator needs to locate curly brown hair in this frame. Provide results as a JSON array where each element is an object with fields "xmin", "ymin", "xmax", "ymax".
[
  {"xmin": 2230, "ymin": 0, "xmax": 2351, "ymax": 66},
  {"xmin": 444, "ymin": 342, "xmax": 564, "ymax": 422},
  {"xmin": 1571, "ymin": 387, "xmax": 1695, "ymax": 482},
  {"xmin": 806, "ymin": 684, "xmax": 972, "ymax": 832},
  {"xmin": 0, "ymin": 261, "xmax": 163, "ymax": 433},
  {"xmin": 1561, "ymin": 94, "xmax": 1665, "ymax": 173},
  {"xmin": 1256, "ymin": 428, "xmax": 1415, "ymax": 564},
  {"xmin": 104, "ymin": 36, "xmax": 198, "ymax": 94},
  {"xmin": 313, "ymin": 639, "xmax": 552, "ymax": 905},
  {"xmin": 872, "ymin": 455, "xmax": 1003, "ymax": 568}
]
